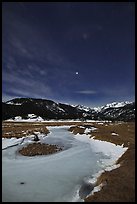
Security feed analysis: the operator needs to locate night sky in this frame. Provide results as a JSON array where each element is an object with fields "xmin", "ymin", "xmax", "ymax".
[{"xmin": 2, "ymin": 2, "xmax": 135, "ymax": 107}]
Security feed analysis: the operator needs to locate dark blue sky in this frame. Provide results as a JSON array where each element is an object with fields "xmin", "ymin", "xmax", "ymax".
[{"xmin": 2, "ymin": 2, "xmax": 135, "ymax": 107}]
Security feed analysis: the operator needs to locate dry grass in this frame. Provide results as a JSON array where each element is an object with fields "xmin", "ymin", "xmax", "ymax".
[
  {"xmin": 69, "ymin": 122, "xmax": 135, "ymax": 202},
  {"xmin": 2, "ymin": 122, "xmax": 49, "ymax": 138},
  {"xmin": 2, "ymin": 121, "xmax": 86, "ymax": 138},
  {"xmin": 69, "ymin": 126, "xmax": 85, "ymax": 134},
  {"xmin": 85, "ymin": 154, "xmax": 135, "ymax": 202},
  {"xmin": 19, "ymin": 142, "xmax": 62, "ymax": 156},
  {"xmin": 90, "ymin": 122, "xmax": 135, "ymax": 147},
  {"xmin": 2, "ymin": 121, "xmax": 135, "ymax": 202}
]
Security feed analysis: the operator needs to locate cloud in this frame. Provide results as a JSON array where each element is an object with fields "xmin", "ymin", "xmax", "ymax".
[
  {"xmin": 75, "ymin": 90, "xmax": 97, "ymax": 94},
  {"xmin": 102, "ymin": 86, "xmax": 135, "ymax": 98},
  {"xmin": 2, "ymin": 68, "xmax": 53, "ymax": 100}
]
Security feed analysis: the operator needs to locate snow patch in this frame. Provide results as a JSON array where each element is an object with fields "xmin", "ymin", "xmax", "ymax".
[
  {"xmin": 6, "ymin": 102, "xmax": 22, "ymax": 105},
  {"xmin": 2, "ymin": 126, "xmax": 127, "ymax": 202},
  {"xmin": 84, "ymin": 127, "xmax": 97, "ymax": 134},
  {"xmin": 94, "ymin": 101, "xmax": 132, "ymax": 112},
  {"xmin": 111, "ymin": 132, "xmax": 119, "ymax": 136}
]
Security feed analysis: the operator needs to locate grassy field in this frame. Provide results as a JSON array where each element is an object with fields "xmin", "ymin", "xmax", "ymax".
[
  {"xmin": 2, "ymin": 121, "xmax": 135, "ymax": 202},
  {"xmin": 2, "ymin": 121, "xmax": 84, "ymax": 138},
  {"xmin": 69, "ymin": 122, "xmax": 135, "ymax": 202}
]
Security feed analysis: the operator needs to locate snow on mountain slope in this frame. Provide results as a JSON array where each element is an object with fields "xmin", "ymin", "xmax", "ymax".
[
  {"xmin": 6, "ymin": 101, "xmax": 22, "ymax": 105},
  {"xmin": 75, "ymin": 105, "xmax": 92, "ymax": 112},
  {"xmin": 3, "ymin": 98, "xmax": 135, "ymax": 121},
  {"xmin": 94, "ymin": 101, "xmax": 132, "ymax": 112}
]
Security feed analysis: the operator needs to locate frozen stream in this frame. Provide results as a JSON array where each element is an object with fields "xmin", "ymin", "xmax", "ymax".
[{"xmin": 2, "ymin": 126, "xmax": 127, "ymax": 202}]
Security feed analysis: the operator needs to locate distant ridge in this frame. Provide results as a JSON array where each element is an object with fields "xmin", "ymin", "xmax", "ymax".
[{"xmin": 2, "ymin": 97, "xmax": 135, "ymax": 121}]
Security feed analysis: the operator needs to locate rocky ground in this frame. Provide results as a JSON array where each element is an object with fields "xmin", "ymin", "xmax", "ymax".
[{"xmin": 2, "ymin": 121, "xmax": 135, "ymax": 202}]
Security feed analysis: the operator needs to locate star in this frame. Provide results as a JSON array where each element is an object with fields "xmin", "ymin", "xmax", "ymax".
[
  {"xmin": 76, "ymin": 72, "xmax": 79, "ymax": 75},
  {"xmin": 83, "ymin": 33, "xmax": 88, "ymax": 40}
]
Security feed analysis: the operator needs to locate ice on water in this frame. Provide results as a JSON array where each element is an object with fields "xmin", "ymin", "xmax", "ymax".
[{"xmin": 2, "ymin": 126, "xmax": 127, "ymax": 202}]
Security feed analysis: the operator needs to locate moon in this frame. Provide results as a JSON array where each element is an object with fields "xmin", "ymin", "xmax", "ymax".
[{"xmin": 76, "ymin": 72, "xmax": 79, "ymax": 75}]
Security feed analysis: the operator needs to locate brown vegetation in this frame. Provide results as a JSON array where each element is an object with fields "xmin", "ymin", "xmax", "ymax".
[
  {"xmin": 2, "ymin": 122, "xmax": 49, "ymax": 138},
  {"xmin": 19, "ymin": 142, "xmax": 62, "ymax": 156},
  {"xmin": 69, "ymin": 126, "xmax": 86, "ymax": 134},
  {"xmin": 89, "ymin": 122, "xmax": 135, "ymax": 147},
  {"xmin": 2, "ymin": 121, "xmax": 135, "ymax": 202},
  {"xmin": 2, "ymin": 121, "xmax": 86, "ymax": 138},
  {"xmin": 69, "ymin": 122, "xmax": 135, "ymax": 202}
]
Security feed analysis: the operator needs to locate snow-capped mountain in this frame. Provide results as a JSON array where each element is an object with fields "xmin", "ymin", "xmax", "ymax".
[
  {"xmin": 2, "ymin": 98, "xmax": 135, "ymax": 121},
  {"xmin": 94, "ymin": 101, "xmax": 131, "ymax": 111},
  {"xmin": 75, "ymin": 104, "xmax": 92, "ymax": 112},
  {"xmin": 93, "ymin": 101, "xmax": 133, "ymax": 112}
]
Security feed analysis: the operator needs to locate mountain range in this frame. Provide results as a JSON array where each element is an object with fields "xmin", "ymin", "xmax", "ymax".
[{"xmin": 2, "ymin": 98, "xmax": 135, "ymax": 122}]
